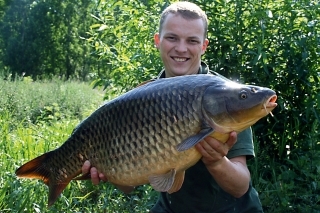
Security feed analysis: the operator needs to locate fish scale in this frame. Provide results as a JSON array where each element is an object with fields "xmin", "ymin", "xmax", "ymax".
[
  {"xmin": 15, "ymin": 74, "xmax": 277, "ymax": 206},
  {"xmin": 77, "ymin": 80, "xmax": 205, "ymax": 187}
]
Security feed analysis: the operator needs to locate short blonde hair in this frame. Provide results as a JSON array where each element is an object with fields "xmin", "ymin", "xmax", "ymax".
[{"xmin": 159, "ymin": 1, "xmax": 208, "ymax": 39}]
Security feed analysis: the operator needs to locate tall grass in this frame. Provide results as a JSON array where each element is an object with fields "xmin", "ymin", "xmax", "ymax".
[
  {"xmin": 0, "ymin": 74, "xmax": 104, "ymax": 124},
  {"xmin": 0, "ymin": 76, "xmax": 158, "ymax": 212}
]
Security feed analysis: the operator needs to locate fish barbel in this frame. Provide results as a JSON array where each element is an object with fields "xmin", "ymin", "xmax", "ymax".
[{"xmin": 15, "ymin": 74, "xmax": 277, "ymax": 206}]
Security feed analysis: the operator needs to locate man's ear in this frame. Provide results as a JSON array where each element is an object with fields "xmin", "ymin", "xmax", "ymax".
[
  {"xmin": 201, "ymin": 39, "xmax": 209, "ymax": 54},
  {"xmin": 154, "ymin": 33, "xmax": 160, "ymax": 49}
]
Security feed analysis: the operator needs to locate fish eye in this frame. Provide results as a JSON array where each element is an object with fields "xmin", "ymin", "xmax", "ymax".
[{"xmin": 239, "ymin": 90, "xmax": 248, "ymax": 99}]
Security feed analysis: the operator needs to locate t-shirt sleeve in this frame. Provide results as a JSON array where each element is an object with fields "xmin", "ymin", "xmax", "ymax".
[{"xmin": 226, "ymin": 127, "xmax": 255, "ymax": 159}]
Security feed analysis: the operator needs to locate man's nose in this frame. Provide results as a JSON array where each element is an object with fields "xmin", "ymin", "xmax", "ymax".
[{"xmin": 175, "ymin": 41, "xmax": 187, "ymax": 52}]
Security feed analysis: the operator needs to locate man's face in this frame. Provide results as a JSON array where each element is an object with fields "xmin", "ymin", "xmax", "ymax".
[{"xmin": 154, "ymin": 13, "xmax": 209, "ymax": 78}]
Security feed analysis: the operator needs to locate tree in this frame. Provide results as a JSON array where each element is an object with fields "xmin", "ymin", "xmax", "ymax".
[{"xmin": 0, "ymin": 0, "xmax": 96, "ymax": 79}]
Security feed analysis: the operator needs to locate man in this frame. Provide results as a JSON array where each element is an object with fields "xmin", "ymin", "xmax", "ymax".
[{"xmin": 82, "ymin": 2, "xmax": 263, "ymax": 212}]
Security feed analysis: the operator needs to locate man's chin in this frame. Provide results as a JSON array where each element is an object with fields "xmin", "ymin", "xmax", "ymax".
[{"xmin": 170, "ymin": 71, "xmax": 189, "ymax": 77}]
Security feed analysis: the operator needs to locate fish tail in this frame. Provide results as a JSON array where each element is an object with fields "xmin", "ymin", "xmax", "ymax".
[{"xmin": 15, "ymin": 151, "xmax": 71, "ymax": 207}]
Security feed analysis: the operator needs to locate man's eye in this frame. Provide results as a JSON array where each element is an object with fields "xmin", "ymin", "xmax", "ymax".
[
  {"xmin": 189, "ymin": 40, "xmax": 199, "ymax": 44},
  {"xmin": 166, "ymin": 36, "xmax": 176, "ymax": 41}
]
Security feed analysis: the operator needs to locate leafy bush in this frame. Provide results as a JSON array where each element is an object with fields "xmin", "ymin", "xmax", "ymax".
[
  {"xmin": 194, "ymin": 0, "xmax": 320, "ymax": 211},
  {"xmin": 88, "ymin": 0, "xmax": 320, "ymax": 212},
  {"xmin": 0, "ymin": 0, "xmax": 96, "ymax": 79},
  {"xmin": 86, "ymin": 0, "xmax": 165, "ymax": 98}
]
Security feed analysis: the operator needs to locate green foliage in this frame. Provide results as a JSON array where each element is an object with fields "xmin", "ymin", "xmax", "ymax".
[
  {"xmin": 0, "ymin": 0, "xmax": 96, "ymax": 79},
  {"xmin": 86, "ymin": 0, "xmax": 168, "ymax": 98},
  {"xmin": 194, "ymin": 0, "xmax": 320, "ymax": 211},
  {"xmin": 0, "ymin": 73, "xmax": 103, "ymax": 125},
  {"xmin": 87, "ymin": 0, "xmax": 320, "ymax": 212},
  {"xmin": 0, "ymin": 77, "xmax": 158, "ymax": 212}
]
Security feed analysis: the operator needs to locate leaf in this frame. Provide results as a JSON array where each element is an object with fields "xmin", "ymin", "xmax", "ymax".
[
  {"xmin": 266, "ymin": 9, "xmax": 273, "ymax": 18},
  {"xmin": 90, "ymin": 24, "xmax": 102, "ymax": 29},
  {"xmin": 90, "ymin": 14, "xmax": 102, "ymax": 21},
  {"xmin": 98, "ymin": 25, "xmax": 108, "ymax": 31}
]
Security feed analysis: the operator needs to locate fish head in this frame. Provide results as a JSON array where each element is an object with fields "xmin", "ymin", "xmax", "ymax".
[{"xmin": 202, "ymin": 80, "xmax": 277, "ymax": 133}]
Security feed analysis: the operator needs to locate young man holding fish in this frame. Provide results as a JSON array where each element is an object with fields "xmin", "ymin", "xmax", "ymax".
[{"xmin": 83, "ymin": 2, "xmax": 264, "ymax": 212}]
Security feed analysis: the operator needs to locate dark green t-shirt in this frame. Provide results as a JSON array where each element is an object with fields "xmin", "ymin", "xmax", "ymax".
[{"xmin": 150, "ymin": 63, "xmax": 263, "ymax": 213}]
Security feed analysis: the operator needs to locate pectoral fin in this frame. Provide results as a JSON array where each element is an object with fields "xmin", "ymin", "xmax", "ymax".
[
  {"xmin": 149, "ymin": 169, "xmax": 176, "ymax": 192},
  {"xmin": 167, "ymin": 170, "xmax": 185, "ymax": 194},
  {"xmin": 176, "ymin": 128, "xmax": 214, "ymax": 151}
]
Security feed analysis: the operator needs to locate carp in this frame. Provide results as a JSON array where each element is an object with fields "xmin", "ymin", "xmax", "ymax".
[{"xmin": 15, "ymin": 74, "xmax": 277, "ymax": 206}]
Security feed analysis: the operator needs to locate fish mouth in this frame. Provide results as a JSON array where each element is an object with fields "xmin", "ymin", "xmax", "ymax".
[
  {"xmin": 263, "ymin": 94, "xmax": 277, "ymax": 116},
  {"xmin": 266, "ymin": 95, "xmax": 277, "ymax": 108}
]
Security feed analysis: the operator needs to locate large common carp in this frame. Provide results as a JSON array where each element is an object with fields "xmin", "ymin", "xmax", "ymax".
[{"xmin": 16, "ymin": 74, "xmax": 277, "ymax": 206}]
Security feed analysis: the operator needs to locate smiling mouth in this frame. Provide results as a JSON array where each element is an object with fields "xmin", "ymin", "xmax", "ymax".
[{"xmin": 172, "ymin": 57, "xmax": 189, "ymax": 62}]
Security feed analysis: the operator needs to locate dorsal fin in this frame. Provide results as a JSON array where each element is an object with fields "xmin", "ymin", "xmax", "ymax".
[{"xmin": 136, "ymin": 79, "xmax": 155, "ymax": 87}]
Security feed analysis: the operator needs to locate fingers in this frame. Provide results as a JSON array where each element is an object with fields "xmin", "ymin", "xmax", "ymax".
[
  {"xmin": 90, "ymin": 167, "xmax": 100, "ymax": 185},
  {"xmin": 195, "ymin": 131, "xmax": 238, "ymax": 165},
  {"xmin": 226, "ymin": 131, "xmax": 237, "ymax": 148},
  {"xmin": 82, "ymin": 160, "xmax": 108, "ymax": 185},
  {"xmin": 82, "ymin": 160, "xmax": 91, "ymax": 174},
  {"xmin": 196, "ymin": 139, "xmax": 226, "ymax": 163}
]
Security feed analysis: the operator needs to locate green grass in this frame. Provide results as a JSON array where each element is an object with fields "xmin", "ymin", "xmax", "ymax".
[
  {"xmin": 0, "ymin": 77, "xmax": 158, "ymax": 212},
  {"xmin": 1, "ymin": 75, "xmax": 319, "ymax": 212},
  {"xmin": 0, "ymin": 75, "xmax": 105, "ymax": 125}
]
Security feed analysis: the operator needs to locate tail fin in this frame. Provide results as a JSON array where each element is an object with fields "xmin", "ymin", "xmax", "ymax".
[{"xmin": 15, "ymin": 151, "xmax": 73, "ymax": 207}]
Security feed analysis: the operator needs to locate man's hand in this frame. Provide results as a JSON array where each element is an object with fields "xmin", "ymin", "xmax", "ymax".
[
  {"xmin": 82, "ymin": 160, "xmax": 108, "ymax": 185},
  {"xmin": 195, "ymin": 131, "xmax": 237, "ymax": 166},
  {"xmin": 195, "ymin": 131, "xmax": 250, "ymax": 198}
]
